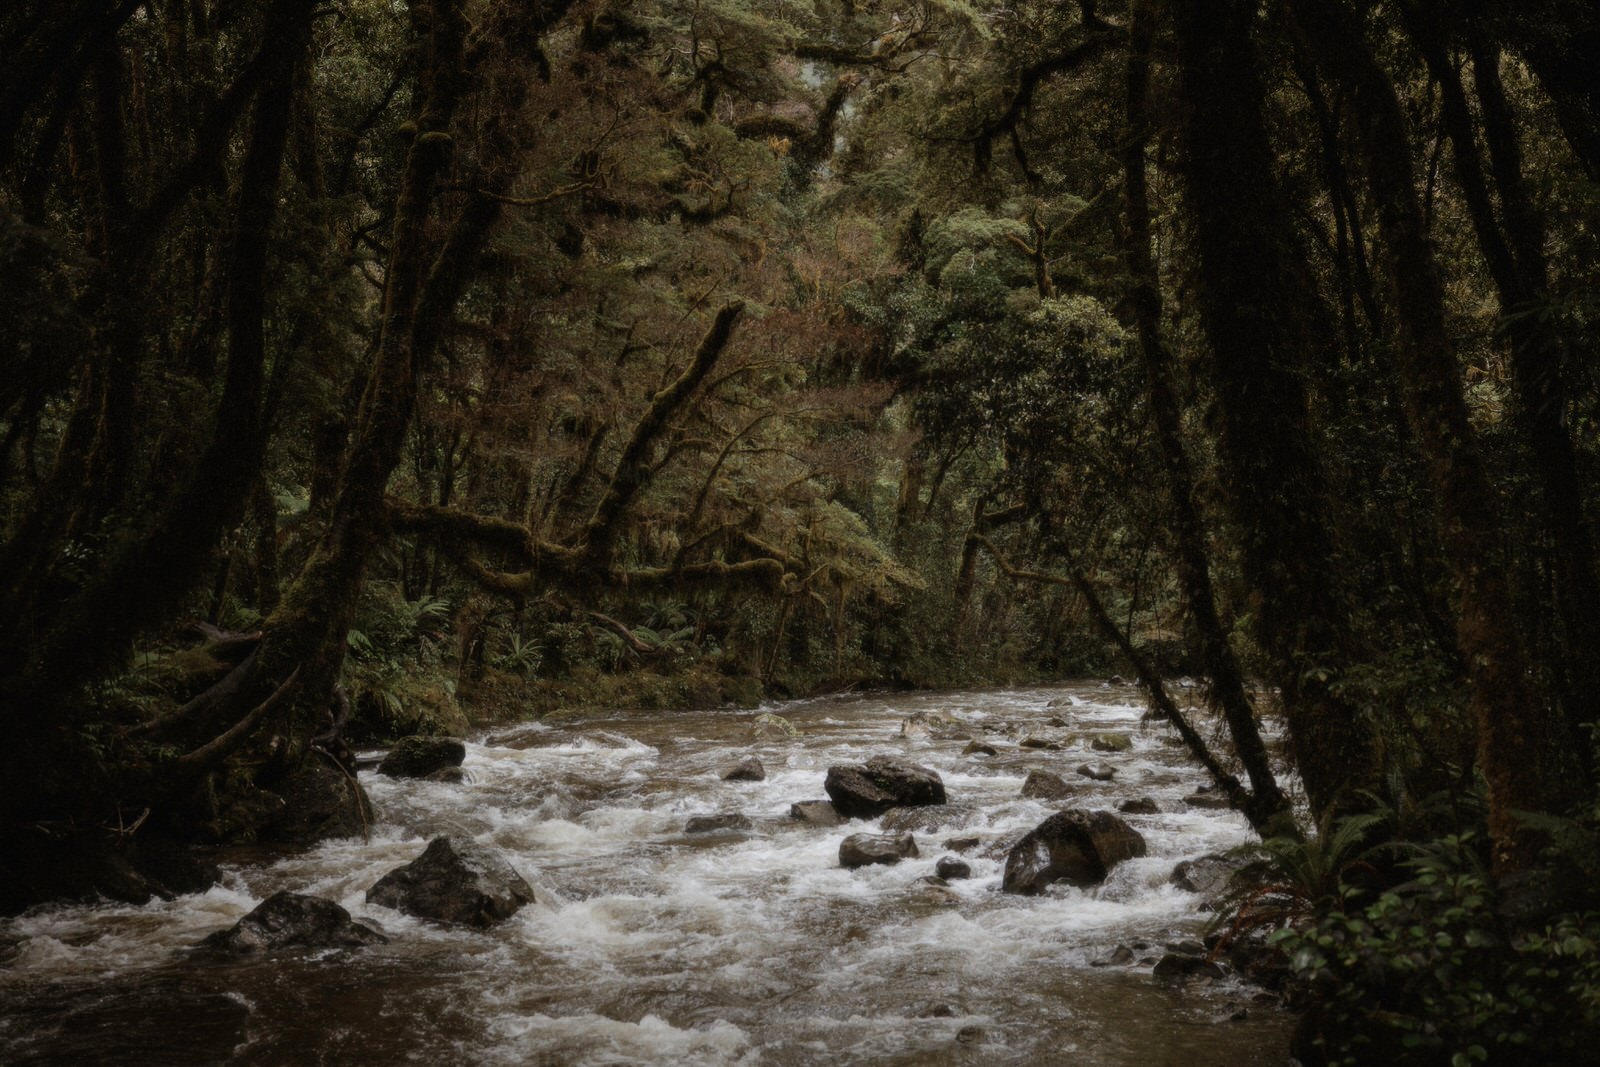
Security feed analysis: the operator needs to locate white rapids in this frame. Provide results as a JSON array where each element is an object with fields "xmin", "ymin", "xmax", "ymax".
[{"xmin": 0, "ymin": 683, "xmax": 1295, "ymax": 1065}]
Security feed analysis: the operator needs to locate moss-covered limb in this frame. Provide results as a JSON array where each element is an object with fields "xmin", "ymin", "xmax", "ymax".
[
  {"xmin": 162, "ymin": 668, "xmax": 302, "ymax": 786},
  {"xmin": 577, "ymin": 301, "xmax": 747, "ymax": 569},
  {"xmin": 968, "ymin": 19, "xmax": 1125, "ymax": 176}
]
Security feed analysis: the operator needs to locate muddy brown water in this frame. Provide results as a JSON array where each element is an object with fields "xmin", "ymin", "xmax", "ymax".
[{"xmin": 0, "ymin": 684, "xmax": 1296, "ymax": 1065}]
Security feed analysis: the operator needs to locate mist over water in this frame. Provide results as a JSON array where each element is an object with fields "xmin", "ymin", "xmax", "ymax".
[{"xmin": 0, "ymin": 684, "xmax": 1294, "ymax": 1065}]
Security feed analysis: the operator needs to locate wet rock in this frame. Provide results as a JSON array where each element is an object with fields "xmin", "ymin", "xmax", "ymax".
[
  {"xmin": 199, "ymin": 891, "xmax": 385, "ymax": 954},
  {"xmin": 922, "ymin": 1003, "xmax": 958, "ymax": 1018},
  {"xmin": 1183, "ymin": 791, "xmax": 1232, "ymax": 810},
  {"xmin": 1018, "ymin": 737, "xmax": 1060, "ymax": 751},
  {"xmin": 898, "ymin": 711, "xmax": 968, "ymax": 740},
  {"xmin": 1047, "ymin": 698, "xmax": 1073, "ymax": 708},
  {"xmin": 824, "ymin": 756, "xmax": 946, "ymax": 819},
  {"xmin": 789, "ymin": 800, "xmax": 842, "ymax": 826},
  {"xmin": 881, "ymin": 802, "xmax": 978, "ymax": 834},
  {"xmin": 1153, "ymin": 952, "xmax": 1225, "ymax": 980},
  {"xmin": 1091, "ymin": 944, "xmax": 1136, "ymax": 967},
  {"xmin": 721, "ymin": 756, "xmax": 766, "ymax": 782},
  {"xmin": 425, "ymin": 766, "xmax": 468, "ymax": 784},
  {"xmin": 1046, "ymin": 715, "xmax": 1070, "ymax": 727},
  {"xmin": 839, "ymin": 832, "xmax": 918, "ymax": 869},
  {"xmin": 258, "ymin": 760, "xmax": 373, "ymax": 846},
  {"xmin": 935, "ymin": 856, "xmax": 972, "ymax": 880},
  {"xmin": 1171, "ymin": 854, "xmax": 1235, "ymax": 897},
  {"xmin": 956, "ymin": 1025, "xmax": 984, "ymax": 1045},
  {"xmin": 1090, "ymin": 733, "xmax": 1133, "ymax": 753},
  {"xmin": 962, "ymin": 740, "xmax": 998, "ymax": 757},
  {"xmin": 1107, "ymin": 675, "xmax": 1129, "ymax": 686},
  {"xmin": 1117, "ymin": 797, "xmax": 1161, "ymax": 815},
  {"xmin": 377, "ymin": 736, "xmax": 466, "ymax": 779},
  {"xmin": 367, "ymin": 836, "xmax": 536, "ymax": 927},
  {"xmin": 1001, "ymin": 810, "xmax": 1147, "ymax": 894},
  {"xmin": 943, "ymin": 835, "xmax": 981, "ymax": 852},
  {"xmin": 1020, "ymin": 770, "xmax": 1075, "ymax": 801},
  {"xmin": 685, "ymin": 813, "xmax": 752, "ymax": 834},
  {"xmin": 1075, "ymin": 762, "xmax": 1117, "ymax": 782},
  {"xmin": 748, "ymin": 712, "xmax": 799, "ymax": 740}
]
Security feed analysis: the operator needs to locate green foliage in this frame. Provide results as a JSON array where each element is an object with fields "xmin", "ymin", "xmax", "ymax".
[{"xmin": 1277, "ymin": 834, "xmax": 1600, "ymax": 1065}]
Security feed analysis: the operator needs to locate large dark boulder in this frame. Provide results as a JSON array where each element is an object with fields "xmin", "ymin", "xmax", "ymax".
[
  {"xmin": 789, "ymin": 800, "xmax": 842, "ymax": 825},
  {"xmin": 199, "ymin": 891, "xmax": 386, "ymax": 954},
  {"xmin": 367, "ymin": 836, "xmax": 536, "ymax": 927},
  {"xmin": 721, "ymin": 756, "xmax": 766, "ymax": 782},
  {"xmin": 258, "ymin": 761, "xmax": 374, "ymax": 846},
  {"xmin": 824, "ymin": 756, "xmax": 946, "ymax": 819},
  {"xmin": 935, "ymin": 856, "xmax": 972, "ymax": 880},
  {"xmin": 1020, "ymin": 770, "xmax": 1074, "ymax": 800},
  {"xmin": 1118, "ymin": 797, "xmax": 1161, "ymax": 815},
  {"xmin": 1171, "ymin": 853, "xmax": 1235, "ymax": 897},
  {"xmin": 839, "ymin": 832, "xmax": 919, "ymax": 869},
  {"xmin": 1001, "ymin": 810, "xmax": 1147, "ymax": 894},
  {"xmin": 377, "ymin": 736, "xmax": 466, "ymax": 779}
]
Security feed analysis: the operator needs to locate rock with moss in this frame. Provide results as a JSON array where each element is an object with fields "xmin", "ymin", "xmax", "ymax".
[
  {"xmin": 257, "ymin": 761, "xmax": 373, "ymax": 846},
  {"xmin": 367, "ymin": 836, "xmax": 537, "ymax": 927},
  {"xmin": 377, "ymin": 736, "xmax": 466, "ymax": 779},
  {"xmin": 199, "ymin": 891, "xmax": 385, "ymax": 954},
  {"xmin": 1001, "ymin": 810, "xmax": 1147, "ymax": 894},
  {"xmin": 1090, "ymin": 733, "xmax": 1133, "ymax": 753},
  {"xmin": 839, "ymin": 832, "xmax": 918, "ymax": 869},
  {"xmin": 824, "ymin": 756, "xmax": 946, "ymax": 819}
]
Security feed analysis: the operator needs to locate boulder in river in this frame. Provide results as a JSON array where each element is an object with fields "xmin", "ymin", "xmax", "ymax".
[
  {"xmin": 1184, "ymin": 790, "xmax": 1232, "ymax": 810},
  {"xmin": 1018, "ymin": 737, "xmax": 1060, "ymax": 751},
  {"xmin": 1117, "ymin": 797, "xmax": 1161, "ymax": 815},
  {"xmin": 1001, "ymin": 810, "xmax": 1147, "ymax": 894},
  {"xmin": 367, "ymin": 836, "xmax": 536, "ymax": 927},
  {"xmin": 1075, "ymin": 762, "xmax": 1117, "ymax": 782},
  {"xmin": 1171, "ymin": 854, "xmax": 1236, "ymax": 897},
  {"xmin": 1090, "ymin": 733, "xmax": 1133, "ymax": 753},
  {"xmin": 721, "ymin": 756, "xmax": 766, "ymax": 782},
  {"xmin": 789, "ymin": 800, "xmax": 842, "ymax": 826},
  {"xmin": 377, "ymin": 736, "xmax": 466, "ymax": 779},
  {"xmin": 258, "ymin": 760, "xmax": 373, "ymax": 846},
  {"xmin": 935, "ymin": 856, "xmax": 972, "ymax": 880},
  {"xmin": 1153, "ymin": 951, "xmax": 1225, "ymax": 980},
  {"xmin": 685, "ymin": 812, "xmax": 752, "ymax": 834},
  {"xmin": 881, "ymin": 802, "xmax": 978, "ymax": 834},
  {"xmin": 942, "ymin": 835, "xmax": 982, "ymax": 852},
  {"xmin": 839, "ymin": 832, "xmax": 919, "ymax": 869},
  {"xmin": 898, "ymin": 711, "xmax": 968, "ymax": 740},
  {"xmin": 824, "ymin": 756, "xmax": 946, "ymax": 819},
  {"xmin": 962, "ymin": 740, "xmax": 998, "ymax": 757},
  {"xmin": 425, "ymin": 766, "xmax": 468, "ymax": 784},
  {"xmin": 199, "ymin": 891, "xmax": 386, "ymax": 954},
  {"xmin": 748, "ymin": 712, "xmax": 799, "ymax": 740},
  {"xmin": 1091, "ymin": 945, "xmax": 1137, "ymax": 967},
  {"xmin": 1020, "ymin": 770, "xmax": 1075, "ymax": 801}
]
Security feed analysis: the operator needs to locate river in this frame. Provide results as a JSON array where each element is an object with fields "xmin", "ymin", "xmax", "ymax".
[{"xmin": 0, "ymin": 683, "xmax": 1295, "ymax": 1065}]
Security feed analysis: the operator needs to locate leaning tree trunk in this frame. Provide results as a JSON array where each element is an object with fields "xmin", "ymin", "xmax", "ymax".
[
  {"xmin": 1124, "ymin": 0, "xmax": 1289, "ymax": 830},
  {"xmin": 1290, "ymin": 0, "xmax": 1582, "ymax": 876},
  {"xmin": 1166, "ymin": 0, "xmax": 1377, "ymax": 820}
]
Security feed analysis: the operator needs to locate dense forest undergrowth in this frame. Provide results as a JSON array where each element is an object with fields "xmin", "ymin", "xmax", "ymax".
[{"xmin": 4, "ymin": 0, "xmax": 1600, "ymax": 1061}]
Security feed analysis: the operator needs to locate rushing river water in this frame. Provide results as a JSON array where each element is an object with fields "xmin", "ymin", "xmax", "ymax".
[{"xmin": 0, "ymin": 684, "xmax": 1295, "ymax": 1065}]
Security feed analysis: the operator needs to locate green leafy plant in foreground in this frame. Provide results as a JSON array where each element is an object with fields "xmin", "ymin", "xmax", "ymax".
[{"xmin": 1277, "ymin": 832, "xmax": 1600, "ymax": 1066}]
